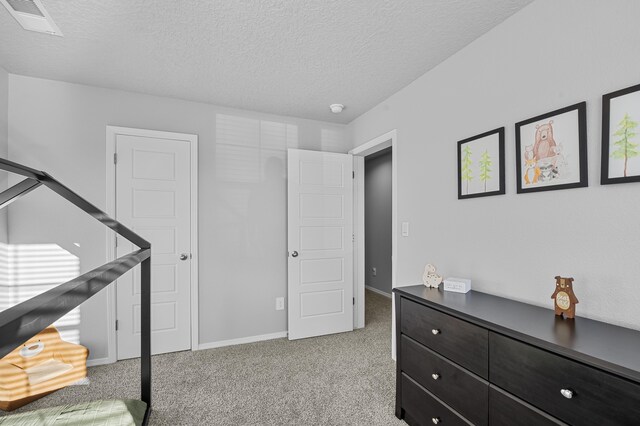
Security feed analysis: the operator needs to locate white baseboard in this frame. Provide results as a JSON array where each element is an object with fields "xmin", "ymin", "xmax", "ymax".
[
  {"xmin": 365, "ymin": 285, "xmax": 392, "ymax": 298},
  {"xmin": 86, "ymin": 357, "xmax": 112, "ymax": 367},
  {"xmin": 196, "ymin": 331, "xmax": 288, "ymax": 351},
  {"xmin": 88, "ymin": 332, "xmax": 288, "ymax": 365}
]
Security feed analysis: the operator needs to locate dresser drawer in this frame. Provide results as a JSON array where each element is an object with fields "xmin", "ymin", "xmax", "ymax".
[
  {"xmin": 490, "ymin": 332, "xmax": 640, "ymax": 426},
  {"xmin": 401, "ymin": 335, "xmax": 488, "ymax": 425},
  {"xmin": 401, "ymin": 298, "xmax": 488, "ymax": 378},
  {"xmin": 489, "ymin": 385, "xmax": 567, "ymax": 426},
  {"xmin": 401, "ymin": 374, "xmax": 470, "ymax": 426}
]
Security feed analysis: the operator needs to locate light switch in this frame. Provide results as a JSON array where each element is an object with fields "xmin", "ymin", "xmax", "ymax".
[{"xmin": 402, "ymin": 222, "xmax": 409, "ymax": 237}]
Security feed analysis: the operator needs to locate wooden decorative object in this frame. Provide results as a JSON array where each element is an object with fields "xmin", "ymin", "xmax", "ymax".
[
  {"xmin": 0, "ymin": 327, "xmax": 89, "ymax": 411},
  {"xmin": 422, "ymin": 264, "xmax": 443, "ymax": 288},
  {"xmin": 551, "ymin": 276, "xmax": 579, "ymax": 319}
]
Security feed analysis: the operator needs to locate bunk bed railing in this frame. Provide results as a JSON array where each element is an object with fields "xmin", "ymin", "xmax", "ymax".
[
  {"xmin": 0, "ymin": 178, "xmax": 42, "ymax": 209},
  {"xmin": 0, "ymin": 248, "xmax": 150, "ymax": 358},
  {"xmin": 0, "ymin": 157, "xmax": 152, "ymax": 419}
]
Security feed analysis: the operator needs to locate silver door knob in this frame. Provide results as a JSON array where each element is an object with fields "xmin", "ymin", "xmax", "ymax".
[
  {"xmin": 291, "ymin": 251, "xmax": 299, "ymax": 258},
  {"xmin": 560, "ymin": 388, "xmax": 574, "ymax": 399},
  {"xmin": 179, "ymin": 253, "xmax": 189, "ymax": 261},
  {"xmin": 432, "ymin": 329, "xmax": 441, "ymax": 335},
  {"xmin": 432, "ymin": 418, "xmax": 440, "ymax": 424},
  {"xmin": 432, "ymin": 373, "xmax": 440, "ymax": 380}
]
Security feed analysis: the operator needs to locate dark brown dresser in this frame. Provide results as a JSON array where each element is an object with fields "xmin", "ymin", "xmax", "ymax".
[{"xmin": 393, "ymin": 285, "xmax": 640, "ymax": 426}]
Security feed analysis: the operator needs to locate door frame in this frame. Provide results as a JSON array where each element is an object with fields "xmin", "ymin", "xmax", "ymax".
[
  {"xmin": 349, "ymin": 129, "xmax": 397, "ymax": 331},
  {"xmin": 105, "ymin": 126, "xmax": 199, "ymax": 364}
]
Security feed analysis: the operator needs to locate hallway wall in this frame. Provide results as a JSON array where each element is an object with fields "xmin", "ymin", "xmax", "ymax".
[{"xmin": 365, "ymin": 149, "xmax": 392, "ymax": 295}]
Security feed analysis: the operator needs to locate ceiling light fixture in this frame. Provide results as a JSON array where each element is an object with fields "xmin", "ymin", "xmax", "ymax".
[{"xmin": 329, "ymin": 104, "xmax": 344, "ymax": 114}]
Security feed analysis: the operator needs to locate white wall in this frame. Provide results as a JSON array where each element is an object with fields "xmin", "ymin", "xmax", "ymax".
[
  {"xmin": 7, "ymin": 75, "xmax": 349, "ymax": 360},
  {"xmin": 0, "ymin": 66, "xmax": 7, "ymax": 312},
  {"xmin": 0, "ymin": 66, "xmax": 7, "ymax": 243},
  {"xmin": 365, "ymin": 150, "xmax": 392, "ymax": 294},
  {"xmin": 0, "ymin": 66, "xmax": 6, "ymax": 157},
  {"xmin": 349, "ymin": 0, "xmax": 640, "ymax": 330}
]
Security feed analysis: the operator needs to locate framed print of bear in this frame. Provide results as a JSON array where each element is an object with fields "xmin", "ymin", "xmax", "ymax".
[
  {"xmin": 601, "ymin": 83, "xmax": 640, "ymax": 185},
  {"xmin": 457, "ymin": 127, "xmax": 505, "ymax": 199},
  {"xmin": 515, "ymin": 102, "xmax": 588, "ymax": 194}
]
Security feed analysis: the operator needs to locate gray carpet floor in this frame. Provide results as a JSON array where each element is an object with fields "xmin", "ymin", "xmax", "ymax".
[{"xmin": 3, "ymin": 290, "xmax": 404, "ymax": 425}]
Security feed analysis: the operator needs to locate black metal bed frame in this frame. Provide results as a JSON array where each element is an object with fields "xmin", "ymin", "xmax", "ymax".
[{"xmin": 0, "ymin": 157, "xmax": 152, "ymax": 424}]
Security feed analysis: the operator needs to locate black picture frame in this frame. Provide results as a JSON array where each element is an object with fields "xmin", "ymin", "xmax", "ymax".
[
  {"xmin": 515, "ymin": 102, "xmax": 588, "ymax": 194},
  {"xmin": 457, "ymin": 127, "xmax": 505, "ymax": 200},
  {"xmin": 601, "ymin": 83, "xmax": 640, "ymax": 185}
]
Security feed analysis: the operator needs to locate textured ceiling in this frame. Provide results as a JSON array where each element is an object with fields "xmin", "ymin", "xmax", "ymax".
[{"xmin": 0, "ymin": 0, "xmax": 532, "ymax": 123}]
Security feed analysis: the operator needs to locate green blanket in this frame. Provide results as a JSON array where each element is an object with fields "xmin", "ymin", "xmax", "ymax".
[{"xmin": 0, "ymin": 400, "xmax": 147, "ymax": 426}]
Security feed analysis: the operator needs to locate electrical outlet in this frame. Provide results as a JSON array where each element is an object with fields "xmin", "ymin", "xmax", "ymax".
[
  {"xmin": 372, "ymin": 267, "xmax": 377, "ymax": 277},
  {"xmin": 275, "ymin": 297, "xmax": 285, "ymax": 311}
]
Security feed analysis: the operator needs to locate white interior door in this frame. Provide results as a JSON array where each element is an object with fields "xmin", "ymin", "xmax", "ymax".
[
  {"xmin": 287, "ymin": 149, "xmax": 353, "ymax": 340},
  {"xmin": 115, "ymin": 133, "xmax": 192, "ymax": 359}
]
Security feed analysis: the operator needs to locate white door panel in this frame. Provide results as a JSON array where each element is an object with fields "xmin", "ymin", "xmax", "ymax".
[
  {"xmin": 116, "ymin": 134, "xmax": 192, "ymax": 359},
  {"xmin": 299, "ymin": 227, "xmax": 343, "ymax": 250},
  {"xmin": 288, "ymin": 149, "xmax": 353, "ymax": 340}
]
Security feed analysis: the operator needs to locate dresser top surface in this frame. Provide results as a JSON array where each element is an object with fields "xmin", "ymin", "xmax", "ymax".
[{"xmin": 394, "ymin": 285, "xmax": 640, "ymax": 383}]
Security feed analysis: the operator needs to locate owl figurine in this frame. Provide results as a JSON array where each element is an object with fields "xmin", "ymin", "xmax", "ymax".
[{"xmin": 422, "ymin": 264, "xmax": 443, "ymax": 288}]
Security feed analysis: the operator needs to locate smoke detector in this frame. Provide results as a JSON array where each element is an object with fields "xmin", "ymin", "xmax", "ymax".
[
  {"xmin": 329, "ymin": 104, "xmax": 344, "ymax": 114},
  {"xmin": 0, "ymin": 0, "xmax": 63, "ymax": 36}
]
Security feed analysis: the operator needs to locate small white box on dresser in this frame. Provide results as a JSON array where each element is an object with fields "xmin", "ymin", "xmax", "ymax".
[{"xmin": 443, "ymin": 277, "xmax": 471, "ymax": 293}]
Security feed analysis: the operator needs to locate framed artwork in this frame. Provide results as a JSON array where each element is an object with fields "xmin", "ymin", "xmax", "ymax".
[
  {"xmin": 601, "ymin": 83, "xmax": 640, "ymax": 185},
  {"xmin": 457, "ymin": 127, "xmax": 505, "ymax": 199},
  {"xmin": 515, "ymin": 102, "xmax": 588, "ymax": 194}
]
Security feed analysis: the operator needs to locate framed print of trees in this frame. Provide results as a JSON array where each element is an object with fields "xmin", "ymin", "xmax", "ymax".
[
  {"xmin": 455, "ymin": 84, "xmax": 640, "ymax": 197},
  {"xmin": 601, "ymin": 83, "xmax": 640, "ymax": 185},
  {"xmin": 457, "ymin": 127, "xmax": 505, "ymax": 199},
  {"xmin": 515, "ymin": 102, "xmax": 588, "ymax": 194}
]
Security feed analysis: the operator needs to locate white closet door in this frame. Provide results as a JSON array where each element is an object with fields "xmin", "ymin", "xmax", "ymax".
[{"xmin": 115, "ymin": 133, "xmax": 191, "ymax": 359}]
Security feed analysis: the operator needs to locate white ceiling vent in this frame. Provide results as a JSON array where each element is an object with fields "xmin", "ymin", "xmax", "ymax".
[{"xmin": 0, "ymin": 0, "xmax": 63, "ymax": 36}]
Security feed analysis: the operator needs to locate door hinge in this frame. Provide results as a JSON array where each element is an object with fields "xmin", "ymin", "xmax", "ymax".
[
  {"xmin": 113, "ymin": 153, "xmax": 118, "ymax": 164},
  {"xmin": 115, "ymin": 320, "xmax": 119, "ymax": 331},
  {"xmin": 352, "ymin": 171, "xmax": 355, "ymax": 179},
  {"xmin": 115, "ymin": 236, "xmax": 118, "ymax": 247},
  {"xmin": 353, "ymin": 297, "xmax": 355, "ymax": 305}
]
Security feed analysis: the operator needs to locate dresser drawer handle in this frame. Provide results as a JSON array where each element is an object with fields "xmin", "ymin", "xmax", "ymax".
[
  {"xmin": 431, "ymin": 373, "xmax": 440, "ymax": 380},
  {"xmin": 432, "ymin": 417, "xmax": 441, "ymax": 424},
  {"xmin": 560, "ymin": 388, "xmax": 574, "ymax": 399},
  {"xmin": 431, "ymin": 329, "xmax": 441, "ymax": 335}
]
